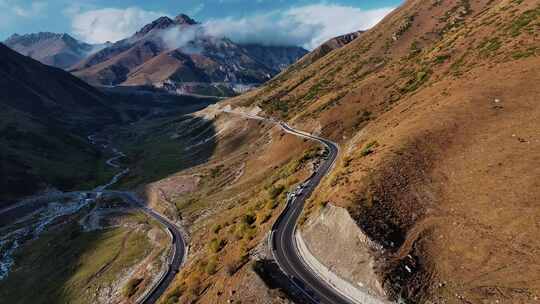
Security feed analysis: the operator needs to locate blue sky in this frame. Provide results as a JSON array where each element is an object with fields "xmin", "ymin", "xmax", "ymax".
[{"xmin": 0, "ymin": 0, "xmax": 403, "ymax": 49}]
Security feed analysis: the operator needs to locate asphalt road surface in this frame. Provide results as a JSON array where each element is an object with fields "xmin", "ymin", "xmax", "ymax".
[
  {"xmin": 222, "ymin": 110, "xmax": 356, "ymax": 303},
  {"xmin": 95, "ymin": 138, "xmax": 187, "ymax": 304},
  {"xmin": 114, "ymin": 193, "xmax": 186, "ymax": 304},
  {"xmin": 270, "ymin": 122, "xmax": 358, "ymax": 304}
]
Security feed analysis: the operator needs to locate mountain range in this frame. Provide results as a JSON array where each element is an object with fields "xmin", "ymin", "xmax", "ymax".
[
  {"xmin": 2, "ymin": 1, "xmax": 539, "ymax": 303},
  {"xmin": 70, "ymin": 14, "xmax": 307, "ymax": 96},
  {"xmin": 0, "ymin": 41, "xmax": 216, "ymax": 204},
  {"xmin": 3, "ymin": 32, "xmax": 109, "ymax": 69},
  {"xmin": 3, "ymin": 14, "xmax": 308, "ymax": 97}
]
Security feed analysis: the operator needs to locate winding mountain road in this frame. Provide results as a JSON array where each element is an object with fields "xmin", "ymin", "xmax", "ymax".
[
  {"xmin": 0, "ymin": 155, "xmax": 187, "ymax": 304},
  {"xmin": 224, "ymin": 110, "xmax": 368, "ymax": 304},
  {"xmin": 114, "ymin": 192, "xmax": 186, "ymax": 304},
  {"xmin": 92, "ymin": 137, "xmax": 187, "ymax": 304},
  {"xmin": 271, "ymin": 123, "xmax": 362, "ymax": 304}
]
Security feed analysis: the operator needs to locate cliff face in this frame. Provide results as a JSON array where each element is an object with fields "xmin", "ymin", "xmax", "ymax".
[{"xmin": 226, "ymin": 0, "xmax": 540, "ymax": 302}]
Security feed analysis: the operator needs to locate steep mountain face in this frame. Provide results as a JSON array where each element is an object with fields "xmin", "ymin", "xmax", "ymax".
[
  {"xmin": 3, "ymin": 32, "xmax": 106, "ymax": 69},
  {"xmin": 0, "ymin": 43, "xmax": 120, "ymax": 203},
  {"xmin": 71, "ymin": 14, "xmax": 308, "ymax": 96},
  {"xmin": 0, "ymin": 42, "xmax": 218, "ymax": 205},
  {"xmin": 228, "ymin": 0, "xmax": 540, "ymax": 302}
]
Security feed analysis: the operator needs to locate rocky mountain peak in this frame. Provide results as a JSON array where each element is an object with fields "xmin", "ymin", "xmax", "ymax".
[
  {"xmin": 135, "ymin": 16, "xmax": 176, "ymax": 37},
  {"xmin": 174, "ymin": 14, "xmax": 198, "ymax": 25}
]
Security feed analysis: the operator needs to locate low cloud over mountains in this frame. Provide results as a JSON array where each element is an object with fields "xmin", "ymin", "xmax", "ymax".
[{"xmin": 68, "ymin": 4, "xmax": 394, "ymax": 49}]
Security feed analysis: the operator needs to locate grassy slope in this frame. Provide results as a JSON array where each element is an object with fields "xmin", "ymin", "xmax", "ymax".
[
  {"xmin": 112, "ymin": 113, "xmax": 218, "ymax": 190},
  {"xmin": 0, "ymin": 105, "xmax": 117, "ymax": 203},
  {"xmin": 0, "ymin": 211, "xmax": 157, "ymax": 304},
  {"xmin": 224, "ymin": 0, "xmax": 540, "ymax": 303},
  {"xmin": 113, "ymin": 106, "xmax": 319, "ymax": 303},
  {"xmin": 0, "ymin": 43, "xmax": 121, "ymax": 204}
]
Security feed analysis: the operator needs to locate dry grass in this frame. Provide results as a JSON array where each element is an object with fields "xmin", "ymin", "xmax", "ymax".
[{"xmin": 222, "ymin": 0, "xmax": 540, "ymax": 303}]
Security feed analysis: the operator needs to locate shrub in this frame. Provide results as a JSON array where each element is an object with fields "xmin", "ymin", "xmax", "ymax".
[
  {"xmin": 242, "ymin": 213, "xmax": 257, "ymax": 226},
  {"xmin": 508, "ymin": 7, "xmax": 540, "ymax": 37},
  {"xmin": 123, "ymin": 277, "xmax": 143, "ymax": 298},
  {"xmin": 268, "ymin": 185, "xmax": 285, "ymax": 199},
  {"xmin": 479, "ymin": 38, "xmax": 502, "ymax": 55},
  {"xmin": 360, "ymin": 141, "xmax": 379, "ymax": 157},
  {"xmin": 205, "ymin": 259, "xmax": 218, "ymax": 275},
  {"xmin": 434, "ymin": 54, "xmax": 451, "ymax": 64},
  {"xmin": 400, "ymin": 69, "xmax": 431, "ymax": 93},
  {"xmin": 212, "ymin": 224, "xmax": 222, "ymax": 234},
  {"xmin": 265, "ymin": 200, "xmax": 278, "ymax": 210},
  {"xmin": 210, "ymin": 165, "xmax": 224, "ymax": 178},
  {"xmin": 235, "ymin": 222, "xmax": 257, "ymax": 240},
  {"xmin": 318, "ymin": 201, "xmax": 329, "ymax": 209},
  {"xmin": 512, "ymin": 47, "xmax": 538, "ymax": 59},
  {"xmin": 343, "ymin": 156, "xmax": 353, "ymax": 167},
  {"xmin": 208, "ymin": 238, "xmax": 227, "ymax": 253}
]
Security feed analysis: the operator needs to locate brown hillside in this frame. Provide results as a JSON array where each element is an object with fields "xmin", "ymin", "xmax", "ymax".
[
  {"xmin": 111, "ymin": 107, "xmax": 319, "ymax": 304},
  {"xmin": 226, "ymin": 0, "xmax": 540, "ymax": 302},
  {"xmin": 295, "ymin": 30, "xmax": 363, "ymax": 68},
  {"xmin": 71, "ymin": 14, "xmax": 307, "ymax": 96}
]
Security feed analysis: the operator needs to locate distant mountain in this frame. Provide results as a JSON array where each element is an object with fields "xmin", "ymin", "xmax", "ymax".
[
  {"xmin": 295, "ymin": 31, "xmax": 363, "ymax": 68},
  {"xmin": 0, "ymin": 42, "xmax": 217, "ymax": 205},
  {"xmin": 0, "ymin": 43, "xmax": 118, "ymax": 202},
  {"xmin": 71, "ymin": 14, "xmax": 308, "ymax": 97},
  {"xmin": 3, "ymin": 32, "xmax": 109, "ymax": 69}
]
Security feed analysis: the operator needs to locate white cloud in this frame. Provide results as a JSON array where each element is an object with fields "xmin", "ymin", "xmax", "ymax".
[
  {"xmin": 287, "ymin": 4, "xmax": 394, "ymax": 49},
  {"xmin": 203, "ymin": 4, "xmax": 394, "ymax": 49},
  {"xmin": 0, "ymin": 0, "xmax": 46, "ymax": 27},
  {"xmin": 203, "ymin": 13, "xmax": 319, "ymax": 48},
  {"xmin": 66, "ymin": 3, "xmax": 394, "ymax": 49},
  {"xmin": 70, "ymin": 7, "xmax": 166, "ymax": 43},
  {"xmin": 161, "ymin": 25, "xmax": 203, "ymax": 53},
  {"xmin": 13, "ymin": 1, "xmax": 47, "ymax": 17}
]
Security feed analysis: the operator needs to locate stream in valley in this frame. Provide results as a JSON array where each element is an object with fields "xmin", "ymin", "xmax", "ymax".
[{"xmin": 0, "ymin": 135, "xmax": 129, "ymax": 280}]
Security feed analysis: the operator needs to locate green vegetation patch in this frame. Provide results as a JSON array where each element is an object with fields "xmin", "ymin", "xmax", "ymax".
[
  {"xmin": 208, "ymin": 238, "xmax": 227, "ymax": 253},
  {"xmin": 0, "ymin": 223, "xmax": 151, "ymax": 304},
  {"xmin": 511, "ymin": 47, "xmax": 539, "ymax": 59},
  {"xmin": 507, "ymin": 6, "xmax": 540, "ymax": 37},
  {"xmin": 360, "ymin": 141, "xmax": 380, "ymax": 157},
  {"xmin": 304, "ymin": 79, "xmax": 331, "ymax": 101},
  {"xmin": 434, "ymin": 54, "xmax": 451, "ymax": 64},
  {"xmin": 478, "ymin": 37, "xmax": 502, "ymax": 56},
  {"xmin": 400, "ymin": 68, "xmax": 432, "ymax": 94}
]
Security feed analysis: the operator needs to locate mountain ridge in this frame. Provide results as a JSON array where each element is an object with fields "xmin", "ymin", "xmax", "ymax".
[
  {"xmin": 223, "ymin": 0, "xmax": 540, "ymax": 302},
  {"xmin": 0, "ymin": 42, "xmax": 119, "ymax": 202},
  {"xmin": 71, "ymin": 13, "xmax": 308, "ymax": 97},
  {"xmin": 4, "ymin": 32, "xmax": 108, "ymax": 69}
]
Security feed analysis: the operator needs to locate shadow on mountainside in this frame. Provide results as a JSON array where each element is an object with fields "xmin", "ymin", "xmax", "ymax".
[
  {"xmin": 0, "ymin": 214, "xmax": 155, "ymax": 304},
  {"xmin": 112, "ymin": 113, "xmax": 218, "ymax": 191}
]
